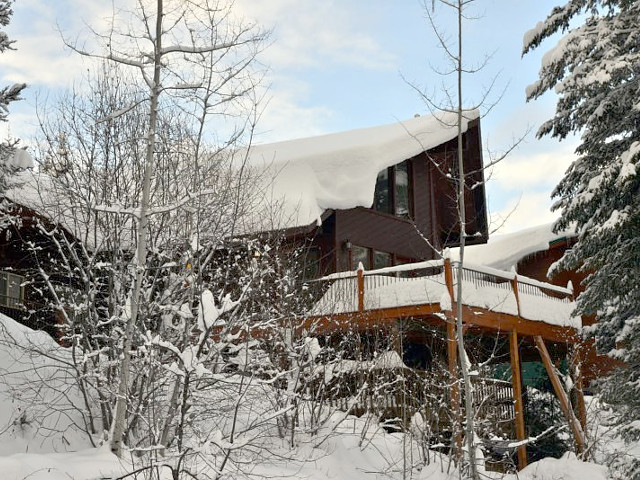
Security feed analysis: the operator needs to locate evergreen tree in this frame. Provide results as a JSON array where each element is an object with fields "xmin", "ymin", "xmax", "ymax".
[
  {"xmin": 0, "ymin": 0, "xmax": 28, "ymax": 187},
  {"xmin": 524, "ymin": 2, "xmax": 640, "ymax": 476}
]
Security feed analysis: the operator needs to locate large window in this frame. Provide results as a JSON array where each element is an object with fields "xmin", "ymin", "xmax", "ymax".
[
  {"xmin": 0, "ymin": 272, "xmax": 24, "ymax": 309},
  {"xmin": 349, "ymin": 246, "xmax": 392, "ymax": 270},
  {"xmin": 373, "ymin": 160, "xmax": 413, "ymax": 219}
]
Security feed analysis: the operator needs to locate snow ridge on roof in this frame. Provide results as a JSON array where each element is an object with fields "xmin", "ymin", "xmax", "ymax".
[
  {"xmin": 245, "ymin": 110, "xmax": 479, "ymax": 231},
  {"xmin": 452, "ymin": 222, "xmax": 575, "ymax": 271}
]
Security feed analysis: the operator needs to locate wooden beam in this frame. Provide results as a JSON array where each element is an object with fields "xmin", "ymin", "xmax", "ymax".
[
  {"xmin": 509, "ymin": 330, "xmax": 528, "ymax": 470},
  {"xmin": 534, "ymin": 335, "xmax": 586, "ymax": 454},
  {"xmin": 570, "ymin": 344, "xmax": 588, "ymax": 435},
  {"xmin": 457, "ymin": 305, "xmax": 579, "ymax": 343}
]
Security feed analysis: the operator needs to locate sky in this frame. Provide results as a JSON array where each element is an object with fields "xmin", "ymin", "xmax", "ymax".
[{"xmin": 0, "ymin": 0, "xmax": 578, "ymax": 234}]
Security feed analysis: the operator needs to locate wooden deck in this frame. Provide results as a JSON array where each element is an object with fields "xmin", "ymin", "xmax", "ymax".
[{"xmin": 296, "ymin": 258, "xmax": 587, "ymax": 470}]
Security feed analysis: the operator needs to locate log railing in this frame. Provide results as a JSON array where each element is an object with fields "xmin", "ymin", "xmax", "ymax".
[{"xmin": 304, "ymin": 259, "xmax": 574, "ymax": 322}]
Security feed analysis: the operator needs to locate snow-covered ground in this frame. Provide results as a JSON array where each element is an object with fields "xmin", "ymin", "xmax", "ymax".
[{"xmin": 0, "ymin": 312, "xmax": 633, "ymax": 479}]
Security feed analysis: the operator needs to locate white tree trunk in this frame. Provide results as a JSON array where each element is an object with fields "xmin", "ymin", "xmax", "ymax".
[
  {"xmin": 454, "ymin": 1, "xmax": 479, "ymax": 477},
  {"xmin": 111, "ymin": 0, "xmax": 163, "ymax": 458}
]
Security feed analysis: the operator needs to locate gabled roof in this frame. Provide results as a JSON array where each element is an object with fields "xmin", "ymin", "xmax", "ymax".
[{"xmin": 243, "ymin": 110, "xmax": 480, "ymax": 232}]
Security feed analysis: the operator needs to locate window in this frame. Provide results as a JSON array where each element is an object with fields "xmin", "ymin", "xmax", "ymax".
[
  {"xmin": 374, "ymin": 169, "xmax": 391, "ymax": 214},
  {"xmin": 373, "ymin": 250, "xmax": 392, "ymax": 269},
  {"xmin": 373, "ymin": 160, "xmax": 413, "ymax": 219},
  {"xmin": 349, "ymin": 246, "xmax": 392, "ymax": 271},
  {"xmin": 394, "ymin": 161, "xmax": 410, "ymax": 218},
  {"xmin": 351, "ymin": 245, "xmax": 371, "ymax": 270},
  {"xmin": 0, "ymin": 272, "xmax": 24, "ymax": 309},
  {"xmin": 299, "ymin": 248, "xmax": 321, "ymax": 280}
]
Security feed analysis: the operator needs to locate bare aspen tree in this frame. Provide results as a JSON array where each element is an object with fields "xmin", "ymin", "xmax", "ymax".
[
  {"xmin": 60, "ymin": 0, "xmax": 267, "ymax": 457},
  {"xmin": 407, "ymin": 1, "xmax": 523, "ymax": 477}
]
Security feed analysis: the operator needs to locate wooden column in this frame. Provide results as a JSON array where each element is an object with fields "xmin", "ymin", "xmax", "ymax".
[
  {"xmin": 509, "ymin": 330, "xmax": 528, "ymax": 470},
  {"xmin": 444, "ymin": 258, "xmax": 462, "ymax": 457},
  {"xmin": 534, "ymin": 336, "xmax": 586, "ymax": 454},
  {"xmin": 570, "ymin": 344, "xmax": 588, "ymax": 437},
  {"xmin": 357, "ymin": 267, "xmax": 364, "ymax": 312}
]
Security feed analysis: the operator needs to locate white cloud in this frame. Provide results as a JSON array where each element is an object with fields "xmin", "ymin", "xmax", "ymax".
[
  {"xmin": 235, "ymin": 0, "xmax": 396, "ymax": 71},
  {"xmin": 253, "ymin": 79, "xmax": 334, "ymax": 143},
  {"xmin": 0, "ymin": 1, "xmax": 120, "ymax": 87},
  {"xmin": 489, "ymin": 142, "xmax": 577, "ymax": 192},
  {"xmin": 489, "ymin": 191, "xmax": 559, "ymax": 235}
]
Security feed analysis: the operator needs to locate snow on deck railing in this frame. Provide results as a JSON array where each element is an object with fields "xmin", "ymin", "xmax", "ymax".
[
  {"xmin": 314, "ymin": 259, "xmax": 445, "ymax": 281},
  {"xmin": 304, "ymin": 259, "xmax": 579, "ymax": 328}
]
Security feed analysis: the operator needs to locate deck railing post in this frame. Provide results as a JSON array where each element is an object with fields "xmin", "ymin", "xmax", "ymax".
[
  {"xmin": 510, "ymin": 274, "xmax": 522, "ymax": 318},
  {"xmin": 357, "ymin": 266, "xmax": 364, "ymax": 312}
]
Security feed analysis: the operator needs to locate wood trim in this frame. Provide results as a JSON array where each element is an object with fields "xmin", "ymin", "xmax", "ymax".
[
  {"xmin": 534, "ymin": 335, "xmax": 586, "ymax": 454},
  {"xmin": 509, "ymin": 330, "xmax": 528, "ymax": 470},
  {"xmin": 300, "ymin": 303, "xmax": 579, "ymax": 342}
]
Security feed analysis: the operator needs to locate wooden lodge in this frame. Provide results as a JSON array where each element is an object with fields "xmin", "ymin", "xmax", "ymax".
[
  {"xmin": 244, "ymin": 115, "xmax": 591, "ymax": 470},
  {"xmin": 246, "ymin": 111, "xmax": 488, "ymax": 277},
  {"xmin": 2, "ymin": 113, "xmax": 596, "ymax": 471}
]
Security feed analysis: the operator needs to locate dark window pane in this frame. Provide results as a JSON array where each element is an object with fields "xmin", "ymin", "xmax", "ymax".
[
  {"xmin": 301, "ymin": 248, "xmax": 321, "ymax": 280},
  {"xmin": 0, "ymin": 273, "xmax": 6, "ymax": 304},
  {"xmin": 7, "ymin": 274, "xmax": 20, "ymax": 300},
  {"xmin": 351, "ymin": 245, "xmax": 370, "ymax": 270},
  {"xmin": 373, "ymin": 250, "xmax": 392, "ymax": 269},
  {"xmin": 373, "ymin": 168, "xmax": 391, "ymax": 214},
  {"xmin": 394, "ymin": 161, "xmax": 411, "ymax": 218}
]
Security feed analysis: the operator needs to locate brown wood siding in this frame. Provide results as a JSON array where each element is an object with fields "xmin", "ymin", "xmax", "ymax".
[
  {"xmin": 334, "ymin": 208, "xmax": 435, "ymax": 270},
  {"xmin": 411, "ymin": 153, "xmax": 435, "ymax": 248},
  {"xmin": 424, "ymin": 121, "xmax": 488, "ymax": 247},
  {"xmin": 465, "ymin": 119, "xmax": 488, "ymax": 243}
]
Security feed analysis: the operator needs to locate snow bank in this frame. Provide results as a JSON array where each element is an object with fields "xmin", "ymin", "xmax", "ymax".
[
  {"xmin": 452, "ymin": 222, "xmax": 575, "ymax": 271},
  {"xmin": 518, "ymin": 453, "xmax": 608, "ymax": 480},
  {"xmin": 0, "ymin": 313, "xmax": 92, "ymax": 455},
  {"xmin": 0, "ymin": 446, "xmax": 125, "ymax": 480},
  {"xmin": 244, "ymin": 110, "xmax": 479, "ymax": 230}
]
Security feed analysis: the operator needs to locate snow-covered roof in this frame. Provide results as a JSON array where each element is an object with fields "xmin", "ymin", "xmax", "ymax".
[
  {"xmin": 244, "ymin": 110, "xmax": 479, "ymax": 231},
  {"xmin": 4, "ymin": 171, "xmax": 133, "ymax": 250},
  {"xmin": 451, "ymin": 223, "xmax": 575, "ymax": 271}
]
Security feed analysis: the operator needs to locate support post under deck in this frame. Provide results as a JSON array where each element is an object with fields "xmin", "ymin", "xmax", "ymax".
[
  {"xmin": 534, "ymin": 335, "xmax": 586, "ymax": 455},
  {"xmin": 509, "ymin": 330, "xmax": 528, "ymax": 470},
  {"xmin": 444, "ymin": 258, "xmax": 462, "ymax": 458}
]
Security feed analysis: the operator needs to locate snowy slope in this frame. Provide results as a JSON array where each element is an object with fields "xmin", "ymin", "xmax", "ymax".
[
  {"xmin": 0, "ymin": 312, "xmax": 620, "ymax": 480},
  {"xmin": 0, "ymin": 313, "xmax": 93, "ymax": 455}
]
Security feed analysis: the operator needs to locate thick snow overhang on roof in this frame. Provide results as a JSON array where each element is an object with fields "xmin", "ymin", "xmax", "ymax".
[
  {"xmin": 243, "ymin": 110, "xmax": 480, "ymax": 231},
  {"xmin": 3, "ymin": 171, "xmax": 131, "ymax": 251},
  {"xmin": 450, "ymin": 222, "xmax": 576, "ymax": 272}
]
